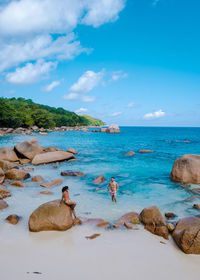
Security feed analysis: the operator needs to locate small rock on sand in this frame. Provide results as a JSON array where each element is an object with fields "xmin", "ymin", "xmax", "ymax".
[
  {"xmin": 5, "ymin": 214, "xmax": 21, "ymax": 225},
  {"xmin": 11, "ymin": 181, "xmax": 26, "ymax": 188},
  {"xmin": 85, "ymin": 234, "xmax": 101, "ymax": 240},
  {"xmin": 39, "ymin": 190, "xmax": 52, "ymax": 195}
]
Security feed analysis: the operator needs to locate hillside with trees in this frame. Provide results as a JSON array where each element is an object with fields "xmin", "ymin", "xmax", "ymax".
[{"xmin": 0, "ymin": 97, "xmax": 105, "ymax": 128}]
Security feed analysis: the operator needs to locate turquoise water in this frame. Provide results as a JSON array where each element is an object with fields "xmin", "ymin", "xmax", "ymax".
[{"xmin": 1, "ymin": 127, "xmax": 200, "ymax": 226}]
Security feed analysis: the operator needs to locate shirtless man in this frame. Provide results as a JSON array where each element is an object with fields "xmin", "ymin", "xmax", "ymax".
[{"xmin": 108, "ymin": 177, "xmax": 119, "ymax": 202}]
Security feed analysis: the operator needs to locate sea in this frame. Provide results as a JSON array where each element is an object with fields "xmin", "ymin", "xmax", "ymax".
[{"xmin": 1, "ymin": 126, "xmax": 200, "ymax": 227}]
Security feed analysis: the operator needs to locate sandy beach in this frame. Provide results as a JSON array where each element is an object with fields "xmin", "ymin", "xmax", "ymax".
[{"xmin": 0, "ymin": 222, "xmax": 199, "ymax": 280}]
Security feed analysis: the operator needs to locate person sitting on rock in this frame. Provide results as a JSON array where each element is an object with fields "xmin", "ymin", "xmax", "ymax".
[
  {"xmin": 60, "ymin": 186, "xmax": 77, "ymax": 218},
  {"xmin": 108, "ymin": 177, "xmax": 119, "ymax": 202}
]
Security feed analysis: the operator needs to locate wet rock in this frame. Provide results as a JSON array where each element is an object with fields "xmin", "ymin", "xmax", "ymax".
[
  {"xmin": 0, "ymin": 185, "xmax": 11, "ymax": 199},
  {"xmin": 125, "ymin": 151, "xmax": 136, "ymax": 156},
  {"xmin": 29, "ymin": 199, "xmax": 73, "ymax": 232},
  {"xmin": 170, "ymin": 154, "xmax": 200, "ymax": 183},
  {"xmin": 0, "ymin": 159, "xmax": 19, "ymax": 171},
  {"xmin": 11, "ymin": 181, "xmax": 26, "ymax": 188},
  {"xmin": 5, "ymin": 214, "xmax": 21, "ymax": 225},
  {"xmin": 138, "ymin": 150, "xmax": 154, "ymax": 153},
  {"xmin": 32, "ymin": 151, "xmax": 74, "ymax": 165},
  {"xmin": 19, "ymin": 158, "xmax": 31, "ymax": 165},
  {"xmin": 22, "ymin": 167, "xmax": 34, "ymax": 172},
  {"xmin": 0, "ymin": 147, "xmax": 18, "ymax": 162},
  {"xmin": 194, "ymin": 204, "xmax": 200, "ymax": 210},
  {"xmin": 106, "ymin": 124, "xmax": 120, "ymax": 133},
  {"xmin": 32, "ymin": 175, "xmax": 43, "ymax": 182},
  {"xmin": 172, "ymin": 216, "xmax": 200, "ymax": 254},
  {"xmin": 39, "ymin": 190, "xmax": 52, "ymax": 195},
  {"xmin": 73, "ymin": 217, "xmax": 82, "ymax": 225},
  {"xmin": 165, "ymin": 212, "xmax": 176, "ymax": 219},
  {"xmin": 117, "ymin": 212, "xmax": 140, "ymax": 226},
  {"xmin": 61, "ymin": 170, "xmax": 85, "ymax": 177},
  {"xmin": 44, "ymin": 147, "xmax": 63, "ymax": 152},
  {"xmin": 67, "ymin": 148, "xmax": 78, "ymax": 154},
  {"xmin": 0, "ymin": 167, "xmax": 5, "ymax": 183},
  {"xmin": 82, "ymin": 218, "xmax": 105, "ymax": 226},
  {"xmin": 124, "ymin": 222, "xmax": 134, "ymax": 229},
  {"xmin": 14, "ymin": 138, "xmax": 43, "ymax": 160},
  {"xmin": 85, "ymin": 234, "xmax": 101, "ymax": 240},
  {"xmin": 5, "ymin": 169, "xmax": 30, "ymax": 180},
  {"xmin": 0, "ymin": 200, "xmax": 8, "ymax": 210},
  {"xmin": 40, "ymin": 179, "xmax": 62, "ymax": 188},
  {"xmin": 167, "ymin": 223, "xmax": 175, "ymax": 232},
  {"xmin": 94, "ymin": 175, "xmax": 106, "ymax": 184},
  {"xmin": 39, "ymin": 132, "xmax": 48, "ymax": 135},
  {"xmin": 140, "ymin": 206, "xmax": 169, "ymax": 239},
  {"xmin": 96, "ymin": 221, "xmax": 110, "ymax": 228}
]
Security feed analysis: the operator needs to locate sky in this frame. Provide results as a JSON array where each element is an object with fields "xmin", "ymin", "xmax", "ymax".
[{"xmin": 0, "ymin": 0, "xmax": 200, "ymax": 126}]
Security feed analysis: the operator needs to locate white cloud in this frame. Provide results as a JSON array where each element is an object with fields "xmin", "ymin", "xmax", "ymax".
[
  {"xmin": 69, "ymin": 70, "xmax": 104, "ymax": 94},
  {"xmin": 110, "ymin": 112, "xmax": 122, "ymax": 117},
  {"xmin": 110, "ymin": 70, "xmax": 128, "ymax": 82},
  {"xmin": 63, "ymin": 93, "xmax": 78, "ymax": 100},
  {"xmin": 127, "ymin": 101, "xmax": 135, "ymax": 108},
  {"xmin": 81, "ymin": 95, "xmax": 96, "ymax": 102},
  {"xmin": 6, "ymin": 60, "xmax": 57, "ymax": 85},
  {"xmin": 42, "ymin": 80, "xmax": 60, "ymax": 92},
  {"xmin": 75, "ymin": 107, "xmax": 88, "ymax": 114},
  {"xmin": 143, "ymin": 109, "xmax": 165, "ymax": 120}
]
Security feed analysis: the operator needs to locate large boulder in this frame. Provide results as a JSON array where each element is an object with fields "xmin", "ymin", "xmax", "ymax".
[
  {"xmin": 32, "ymin": 151, "xmax": 74, "ymax": 165},
  {"xmin": 172, "ymin": 216, "xmax": 200, "ymax": 254},
  {"xmin": 5, "ymin": 169, "xmax": 30, "ymax": 180},
  {"xmin": 14, "ymin": 138, "xmax": 43, "ymax": 160},
  {"xmin": 117, "ymin": 212, "xmax": 140, "ymax": 226},
  {"xmin": 106, "ymin": 124, "xmax": 120, "ymax": 133},
  {"xmin": 140, "ymin": 206, "xmax": 169, "ymax": 239},
  {"xmin": 0, "ymin": 160, "xmax": 19, "ymax": 171},
  {"xmin": 0, "ymin": 147, "xmax": 18, "ymax": 162},
  {"xmin": 29, "ymin": 199, "xmax": 73, "ymax": 232},
  {"xmin": 61, "ymin": 170, "xmax": 85, "ymax": 177},
  {"xmin": 0, "ymin": 167, "xmax": 5, "ymax": 184},
  {"xmin": 170, "ymin": 154, "xmax": 200, "ymax": 183}
]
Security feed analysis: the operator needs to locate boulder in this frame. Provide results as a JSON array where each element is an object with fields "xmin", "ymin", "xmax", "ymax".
[
  {"xmin": 138, "ymin": 150, "xmax": 154, "ymax": 153},
  {"xmin": 32, "ymin": 175, "xmax": 43, "ymax": 182},
  {"xmin": 5, "ymin": 214, "xmax": 21, "ymax": 225},
  {"xmin": 172, "ymin": 216, "xmax": 200, "ymax": 254},
  {"xmin": 106, "ymin": 124, "xmax": 120, "ymax": 133},
  {"xmin": 94, "ymin": 175, "xmax": 106, "ymax": 184},
  {"xmin": 139, "ymin": 206, "xmax": 169, "ymax": 239},
  {"xmin": 61, "ymin": 170, "xmax": 85, "ymax": 177},
  {"xmin": 125, "ymin": 151, "xmax": 136, "ymax": 156},
  {"xmin": 0, "ymin": 167, "xmax": 5, "ymax": 183},
  {"xmin": 67, "ymin": 148, "xmax": 78, "ymax": 154},
  {"xmin": 5, "ymin": 169, "xmax": 30, "ymax": 180},
  {"xmin": 11, "ymin": 181, "xmax": 26, "ymax": 188},
  {"xmin": 194, "ymin": 204, "xmax": 200, "ymax": 210},
  {"xmin": 40, "ymin": 179, "xmax": 62, "ymax": 188},
  {"xmin": 44, "ymin": 147, "xmax": 63, "ymax": 152},
  {"xmin": 0, "ymin": 159, "xmax": 19, "ymax": 171},
  {"xmin": 19, "ymin": 158, "xmax": 31, "ymax": 165},
  {"xmin": 28, "ymin": 199, "xmax": 73, "ymax": 232},
  {"xmin": 165, "ymin": 212, "xmax": 176, "ymax": 219},
  {"xmin": 14, "ymin": 138, "xmax": 43, "ymax": 160},
  {"xmin": 32, "ymin": 151, "xmax": 74, "ymax": 165},
  {"xmin": 0, "ymin": 200, "xmax": 8, "ymax": 210},
  {"xmin": 170, "ymin": 154, "xmax": 200, "ymax": 183},
  {"xmin": 0, "ymin": 147, "xmax": 18, "ymax": 162},
  {"xmin": 39, "ymin": 190, "xmax": 52, "ymax": 195},
  {"xmin": 0, "ymin": 185, "xmax": 11, "ymax": 199},
  {"xmin": 117, "ymin": 212, "xmax": 140, "ymax": 226}
]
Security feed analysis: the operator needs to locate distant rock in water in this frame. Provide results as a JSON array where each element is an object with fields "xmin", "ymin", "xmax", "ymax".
[
  {"xmin": 67, "ymin": 148, "xmax": 78, "ymax": 154},
  {"xmin": 106, "ymin": 124, "xmax": 120, "ymax": 133},
  {"xmin": 32, "ymin": 175, "xmax": 43, "ymax": 183},
  {"xmin": 138, "ymin": 150, "xmax": 154, "ymax": 153},
  {"xmin": 29, "ymin": 199, "xmax": 73, "ymax": 232},
  {"xmin": 14, "ymin": 138, "xmax": 43, "ymax": 160},
  {"xmin": 32, "ymin": 151, "xmax": 74, "ymax": 165},
  {"xmin": 125, "ymin": 151, "xmax": 136, "ymax": 156},
  {"xmin": 61, "ymin": 170, "xmax": 85, "ymax": 177},
  {"xmin": 5, "ymin": 169, "xmax": 30, "ymax": 180},
  {"xmin": 40, "ymin": 179, "xmax": 62, "ymax": 188},
  {"xmin": 170, "ymin": 154, "xmax": 200, "ymax": 183},
  {"xmin": 172, "ymin": 216, "xmax": 200, "ymax": 254},
  {"xmin": 140, "ymin": 206, "xmax": 169, "ymax": 239},
  {"xmin": 94, "ymin": 175, "xmax": 106, "ymax": 184}
]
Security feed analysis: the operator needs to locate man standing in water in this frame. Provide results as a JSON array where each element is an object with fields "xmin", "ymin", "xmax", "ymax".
[{"xmin": 108, "ymin": 177, "xmax": 119, "ymax": 202}]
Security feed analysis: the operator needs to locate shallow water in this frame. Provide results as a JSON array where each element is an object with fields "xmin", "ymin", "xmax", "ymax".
[{"xmin": 1, "ymin": 127, "xmax": 200, "ymax": 227}]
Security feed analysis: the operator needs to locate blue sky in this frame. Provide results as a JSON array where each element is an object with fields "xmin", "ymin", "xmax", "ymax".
[{"xmin": 0, "ymin": 0, "xmax": 200, "ymax": 126}]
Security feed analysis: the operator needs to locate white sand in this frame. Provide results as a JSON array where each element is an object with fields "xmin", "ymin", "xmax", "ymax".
[{"xmin": 0, "ymin": 223, "xmax": 200, "ymax": 280}]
